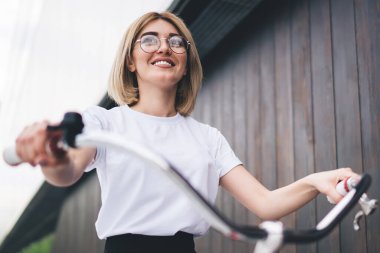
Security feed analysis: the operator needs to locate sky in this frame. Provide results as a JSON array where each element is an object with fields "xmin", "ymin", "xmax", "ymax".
[{"xmin": 0, "ymin": 0, "xmax": 173, "ymax": 244}]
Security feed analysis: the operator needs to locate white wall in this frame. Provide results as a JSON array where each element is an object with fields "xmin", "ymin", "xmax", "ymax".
[{"xmin": 0, "ymin": 0, "xmax": 172, "ymax": 243}]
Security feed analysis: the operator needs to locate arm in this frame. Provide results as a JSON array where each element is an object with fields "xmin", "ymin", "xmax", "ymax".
[
  {"xmin": 15, "ymin": 120, "xmax": 96, "ymax": 187},
  {"xmin": 220, "ymin": 165, "xmax": 360, "ymax": 220},
  {"xmin": 40, "ymin": 147, "xmax": 96, "ymax": 187}
]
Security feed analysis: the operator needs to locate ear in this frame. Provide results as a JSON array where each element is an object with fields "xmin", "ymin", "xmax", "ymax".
[{"xmin": 127, "ymin": 61, "xmax": 136, "ymax": 72}]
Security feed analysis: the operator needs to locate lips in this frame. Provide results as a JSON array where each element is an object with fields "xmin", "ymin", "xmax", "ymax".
[{"xmin": 151, "ymin": 58, "xmax": 175, "ymax": 67}]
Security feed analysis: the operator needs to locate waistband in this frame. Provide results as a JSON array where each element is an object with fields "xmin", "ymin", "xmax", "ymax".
[
  {"xmin": 105, "ymin": 231, "xmax": 196, "ymax": 253},
  {"xmin": 107, "ymin": 231, "xmax": 193, "ymax": 241}
]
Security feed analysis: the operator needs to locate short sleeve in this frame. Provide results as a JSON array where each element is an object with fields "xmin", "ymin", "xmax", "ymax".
[
  {"xmin": 82, "ymin": 106, "xmax": 108, "ymax": 172},
  {"xmin": 211, "ymin": 129, "xmax": 242, "ymax": 178}
]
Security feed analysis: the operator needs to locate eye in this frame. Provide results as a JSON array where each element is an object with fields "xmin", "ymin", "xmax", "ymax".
[
  {"xmin": 140, "ymin": 35, "xmax": 159, "ymax": 46},
  {"xmin": 169, "ymin": 36, "xmax": 185, "ymax": 48}
]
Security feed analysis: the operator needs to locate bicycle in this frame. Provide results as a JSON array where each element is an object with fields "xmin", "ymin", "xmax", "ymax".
[{"xmin": 3, "ymin": 112, "xmax": 378, "ymax": 253}]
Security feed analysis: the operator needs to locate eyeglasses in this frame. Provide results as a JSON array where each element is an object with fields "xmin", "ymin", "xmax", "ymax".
[{"xmin": 136, "ymin": 34, "xmax": 190, "ymax": 54}]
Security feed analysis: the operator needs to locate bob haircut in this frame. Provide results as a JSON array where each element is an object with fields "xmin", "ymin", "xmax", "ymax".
[{"xmin": 108, "ymin": 12, "xmax": 203, "ymax": 116}]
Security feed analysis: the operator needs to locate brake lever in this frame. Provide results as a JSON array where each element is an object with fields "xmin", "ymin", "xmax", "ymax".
[
  {"xmin": 353, "ymin": 193, "xmax": 378, "ymax": 231},
  {"xmin": 47, "ymin": 112, "xmax": 84, "ymax": 148},
  {"xmin": 328, "ymin": 177, "xmax": 378, "ymax": 231}
]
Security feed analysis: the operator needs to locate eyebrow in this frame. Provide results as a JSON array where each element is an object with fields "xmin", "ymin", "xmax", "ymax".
[{"xmin": 139, "ymin": 31, "xmax": 181, "ymax": 37}]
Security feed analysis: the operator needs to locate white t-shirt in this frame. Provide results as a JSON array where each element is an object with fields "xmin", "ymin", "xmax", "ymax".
[{"xmin": 82, "ymin": 105, "xmax": 242, "ymax": 239}]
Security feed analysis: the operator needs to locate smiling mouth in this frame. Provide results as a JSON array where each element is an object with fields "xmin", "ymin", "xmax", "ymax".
[{"xmin": 152, "ymin": 60, "xmax": 175, "ymax": 67}]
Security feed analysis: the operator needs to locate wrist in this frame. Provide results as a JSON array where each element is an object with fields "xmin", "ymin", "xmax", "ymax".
[{"xmin": 303, "ymin": 174, "xmax": 320, "ymax": 195}]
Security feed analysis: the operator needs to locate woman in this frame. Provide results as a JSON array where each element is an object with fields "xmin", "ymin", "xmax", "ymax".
[{"xmin": 15, "ymin": 12, "xmax": 359, "ymax": 253}]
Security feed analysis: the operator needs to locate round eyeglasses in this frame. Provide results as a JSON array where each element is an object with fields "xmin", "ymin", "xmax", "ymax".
[{"xmin": 136, "ymin": 34, "xmax": 190, "ymax": 54}]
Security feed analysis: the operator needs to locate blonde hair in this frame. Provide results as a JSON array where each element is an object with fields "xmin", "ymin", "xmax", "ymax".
[{"xmin": 108, "ymin": 12, "xmax": 203, "ymax": 116}]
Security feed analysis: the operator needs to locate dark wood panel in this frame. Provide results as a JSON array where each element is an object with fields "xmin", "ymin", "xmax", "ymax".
[
  {"xmin": 290, "ymin": 0, "xmax": 317, "ymax": 252},
  {"xmin": 52, "ymin": 176, "xmax": 103, "ymax": 253},
  {"xmin": 259, "ymin": 15, "xmax": 277, "ymax": 191},
  {"xmin": 193, "ymin": 0, "xmax": 379, "ymax": 252},
  {"xmin": 355, "ymin": 0, "xmax": 380, "ymax": 252},
  {"xmin": 245, "ymin": 37, "xmax": 262, "ymax": 253},
  {"xmin": 273, "ymin": 1, "xmax": 296, "ymax": 252},
  {"xmin": 330, "ymin": 0, "xmax": 367, "ymax": 252},
  {"xmin": 309, "ymin": 0, "xmax": 340, "ymax": 252}
]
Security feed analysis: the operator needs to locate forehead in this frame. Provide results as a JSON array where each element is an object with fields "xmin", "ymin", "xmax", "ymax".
[{"xmin": 139, "ymin": 19, "xmax": 180, "ymax": 37}]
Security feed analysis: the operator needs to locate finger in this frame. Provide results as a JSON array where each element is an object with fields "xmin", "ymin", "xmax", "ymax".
[
  {"xmin": 327, "ymin": 188, "xmax": 344, "ymax": 204},
  {"xmin": 16, "ymin": 133, "xmax": 39, "ymax": 166},
  {"xmin": 37, "ymin": 130, "xmax": 67, "ymax": 167},
  {"xmin": 15, "ymin": 121, "xmax": 50, "ymax": 166},
  {"xmin": 337, "ymin": 167, "xmax": 361, "ymax": 182},
  {"xmin": 33, "ymin": 125, "xmax": 52, "ymax": 162},
  {"xmin": 47, "ymin": 131, "xmax": 66, "ymax": 157}
]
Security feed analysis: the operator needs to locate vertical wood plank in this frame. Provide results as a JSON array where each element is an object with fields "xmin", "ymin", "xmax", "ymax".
[
  {"xmin": 330, "ymin": 0, "xmax": 366, "ymax": 252},
  {"xmin": 274, "ymin": 1, "xmax": 296, "ymax": 252},
  {"xmin": 355, "ymin": 0, "xmax": 380, "ymax": 252},
  {"xmin": 290, "ymin": 0, "xmax": 317, "ymax": 252},
  {"xmin": 259, "ymin": 15, "xmax": 277, "ymax": 191},
  {"xmin": 244, "ymin": 27, "xmax": 262, "ymax": 253},
  {"xmin": 309, "ymin": 0, "xmax": 340, "ymax": 252}
]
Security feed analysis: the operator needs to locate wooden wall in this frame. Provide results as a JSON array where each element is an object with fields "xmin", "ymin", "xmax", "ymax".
[
  {"xmin": 193, "ymin": 0, "xmax": 380, "ymax": 252},
  {"xmin": 52, "ymin": 175, "xmax": 104, "ymax": 253}
]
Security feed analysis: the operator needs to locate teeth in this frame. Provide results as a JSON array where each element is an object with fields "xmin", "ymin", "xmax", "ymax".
[{"xmin": 153, "ymin": 60, "xmax": 172, "ymax": 66}]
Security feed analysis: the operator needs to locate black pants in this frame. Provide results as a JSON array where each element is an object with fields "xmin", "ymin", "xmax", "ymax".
[{"xmin": 104, "ymin": 231, "xmax": 197, "ymax": 253}]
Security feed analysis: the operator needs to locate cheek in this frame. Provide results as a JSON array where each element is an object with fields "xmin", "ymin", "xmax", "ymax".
[
  {"xmin": 128, "ymin": 52, "xmax": 138, "ymax": 72},
  {"xmin": 131, "ymin": 50, "xmax": 150, "ymax": 71}
]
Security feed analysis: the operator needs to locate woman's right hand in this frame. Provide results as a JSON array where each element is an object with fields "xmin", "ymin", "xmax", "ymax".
[{"xmin": 15, "ymin": 121, "xmax": 68, "ymax": 167}]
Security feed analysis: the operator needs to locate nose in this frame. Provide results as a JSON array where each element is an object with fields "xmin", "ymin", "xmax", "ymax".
[{"xmin": 157, "ymin": 38, "xmax": 171, "ymax": 54}]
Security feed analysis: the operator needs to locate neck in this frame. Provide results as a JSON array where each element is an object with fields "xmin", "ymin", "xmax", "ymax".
[{"xmin": 131, "ymin": 86, "xmax": 177, "ymax": 117}]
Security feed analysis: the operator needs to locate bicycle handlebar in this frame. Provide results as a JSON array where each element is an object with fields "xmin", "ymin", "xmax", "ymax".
[
  {"xmin": 2, "ymin": 112, "xmax": 377, "ymax": 250},
  {"xmin": 3, "ymin": 146, "xmax": 22, "ymax": 166},
  {"xmin": 283, "ymin": 175, "xmax": 370, "ymax": 243}
]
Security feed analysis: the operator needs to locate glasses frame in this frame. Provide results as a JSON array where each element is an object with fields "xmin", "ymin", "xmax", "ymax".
[{"xmin": 135, "ymin": 34, "xmax": 190, "ymax": 54}]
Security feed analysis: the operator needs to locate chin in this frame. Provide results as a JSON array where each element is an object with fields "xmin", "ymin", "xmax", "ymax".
[{"xmin": 153, "ymin": 75, "xmax": 181, "ymax": 86}]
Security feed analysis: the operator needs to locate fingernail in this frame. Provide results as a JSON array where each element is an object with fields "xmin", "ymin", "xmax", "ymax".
[{"xmin": 38, "ymin": 160, "xmax": 48, "ymax": 166}]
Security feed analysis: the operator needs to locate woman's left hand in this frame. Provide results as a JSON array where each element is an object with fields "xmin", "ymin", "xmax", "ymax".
[{"xmin": 308, "ymin": 168, "xmax": 361, "ymax": 204}]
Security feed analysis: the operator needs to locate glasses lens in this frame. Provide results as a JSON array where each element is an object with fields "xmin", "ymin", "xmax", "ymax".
[
  {"xmin": 138, "ymin": 34, "xmax": 188, "ymax": 54},
  {"xmin": 140, "ymin": 35, "xmax": 159, "ymax": 53},
  {"xmin": 168, "ymin": 36, "xmax": 187, "ymax": 54}
]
